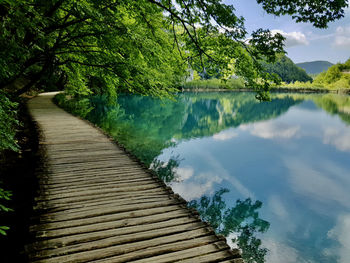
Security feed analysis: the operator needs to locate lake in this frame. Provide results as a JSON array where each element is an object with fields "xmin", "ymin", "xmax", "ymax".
[{"xmin": 85, "ymin": 92, "xmax": 350, "ymax": 263}]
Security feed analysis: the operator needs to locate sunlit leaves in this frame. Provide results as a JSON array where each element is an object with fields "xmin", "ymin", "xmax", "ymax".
[
  {"xmin": 1, "ymin": 0, "xmax": 348, "ymax": 99},
  {"xmin": 256, "ymin": 0, "xmax": 349, "ymax": 28}
]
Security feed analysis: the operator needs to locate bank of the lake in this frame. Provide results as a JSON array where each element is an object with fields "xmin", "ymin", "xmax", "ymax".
[{"xmin": 182, "ymin": 81, "xmax": 350, "ymax": 95}]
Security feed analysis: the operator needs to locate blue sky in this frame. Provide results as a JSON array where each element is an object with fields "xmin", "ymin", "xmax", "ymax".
[{"xmin": 226, "ymin": 0, "xmax": 350, "ymax": 64}]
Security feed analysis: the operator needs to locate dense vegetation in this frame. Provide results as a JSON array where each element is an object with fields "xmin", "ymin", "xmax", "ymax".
[
  {"xmin": 183, "ymin": 78, "xmax": 245, "ymax": 90},
  {"xmin": 313, "ymin": 58, "xmax": 350, "ymax": 89},
  {"xmin": 0, "ymin": 91, "xmax": 19, "ymax": 152},
  {"xmin": 287, "ymin": 58, "xmax": 350, "ymax": 90},
  {"xmin": 262, "ymin": 54, "xmax": 312, "ymax": 83},
  {"xmin": 296, "ymin": 60, "xmax": 334, "ymax": 75},
  {"xmin": 184, "ymin": 54, "xmax": 313, "ymax": 89}
]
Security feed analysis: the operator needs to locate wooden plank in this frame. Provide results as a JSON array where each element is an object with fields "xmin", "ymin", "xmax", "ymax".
[
  {"xmin": 37, "ymin": 199, "xmax": 180, "ymax": 223},
  {"xmin": 42, "ymin": 180, "xmax": 160, "ymax": 195},
  {"xmin": 39, "ymin": 176, "xmax": 156, "ymax": 189},
  {"xmin": 34, "ymin": 210, "xmax": 191, "ymax": 239},
  {"xmin": 121, "ymin": 242, "xmax": 235, "ymax": 263},
  {"xmin": 35, "ymin": 195, "xmax": 172, "ymax": 214},
  {"xmin": 39, "ymin": 170, "xmax": 152, "ymax": 181},
  {"xmin": 30, "ymin": 226, "xmax": 212, "ymax": 262},
  {"xmin": 26, "ymin": 93, "xmax": 240, "ymax": 263},
  {"xmin": 167, "ymin": 250, "xmax": 240, "ymax": 263},
  {"xmin": 35, "ymin": 184, "xmax": 165, "ymax": 202},
  {"xmin": 34, "ymin": 188, "xmax": 168, "ymax": 207},
  {"xmin": 37, "ymin": 199, "xmax": 180, "ymax": 222},
  {"xmin": 30, "ymin": 205, "xmax": 184, "ymax": 232},
  {"xmin": 42, "ymin": 166, "xmax": 148, "ymax": 176},
  {"xmin": 30, "ymin": 217, "xmax": 200, "ymax": 251}
]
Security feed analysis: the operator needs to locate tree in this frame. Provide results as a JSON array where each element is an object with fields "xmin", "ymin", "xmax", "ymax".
[
  {"xmin": 0, "ymin": 0, "xmax": 348, "ymax": 101},
  {"xmin": 1, "ymin": 0, "xmax": 187, "ymax": 98}
]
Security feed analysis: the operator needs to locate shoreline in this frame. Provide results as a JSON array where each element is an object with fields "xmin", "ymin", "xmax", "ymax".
[{"xmin": 181, "ymin": 87, "xmax": 350, "ymax": 95}]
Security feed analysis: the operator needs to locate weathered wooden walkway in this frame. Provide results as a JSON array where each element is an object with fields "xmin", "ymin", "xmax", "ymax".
[{"xmin": 26, "ymin": 92, "xmax": 242, "ymax": 263}]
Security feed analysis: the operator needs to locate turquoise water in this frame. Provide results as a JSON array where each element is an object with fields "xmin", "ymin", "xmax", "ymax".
[{"xmin": 86, "ymin": 92, "xmax": 350, "ymax": 263}]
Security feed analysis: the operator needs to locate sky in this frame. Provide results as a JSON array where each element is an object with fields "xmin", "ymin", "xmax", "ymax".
[{"xmin": 225, "ymin": 0, "xmax": 350, "ymax": 64}]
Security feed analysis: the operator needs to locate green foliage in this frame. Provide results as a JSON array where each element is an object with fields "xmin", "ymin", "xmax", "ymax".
[
  {"xmin": 281, "ymin": 80, "xmax": 324, "ymax": 89},
  {"xmin": 0, "ymin": 0, "xmax": 186, "ymax": 98},
  {"xmin": 262, "ymin": 54, "xmax": 312, "ymax": 83},
  {"xmin": 0, "ymin": 184, "xmax": 12, "ymax": 236},
  {"xmin": 274, "ymin": 93, "xmax": 350, "ymax": 124},
  {"xmin": 0, "ymin": 91, "xmax": 17, "ymax": 237},
  {"xmin": 282, "ymin": 58, "xmax": 350, "ymax": 90},
  {"xmin": 313, "ymin": 58, "xmax": 350, "ymax": 90},
  {"xmin": 183, "ymin": 78, "xmax": 245, "ymax": 90},
  {"xmin": 54, "ymin": 93, "xmax": 93, "ymax": 118},
  {"xmin": 188, "ymin": 189, "xmax": 270, "ymax": 263},
  {"xmin": 151, "ymin": 157, "xmax": 181, "ymax": 183},
  {"xmin": 1, "ymin": 0, "xmax": 347, "ymax": 100},
  {"xmin": 256, "ymin": 0, "xmax": 348, "ymax": 28},
  {"xmin": 0, "ymin": 91, "xmax": 19, "ymax": 152}
]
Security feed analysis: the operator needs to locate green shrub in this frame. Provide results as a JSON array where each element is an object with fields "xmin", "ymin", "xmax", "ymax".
[
  {"xmin": 183, "ymin": 78, "xmax": 245, "ymax": 90},
  {"xmin": 0, "ymin": 92, "xmax": 19, "ymax": 152},
  {"xmin": 54, "ymin": 93, "xmax": 93, "ymax": 118}
]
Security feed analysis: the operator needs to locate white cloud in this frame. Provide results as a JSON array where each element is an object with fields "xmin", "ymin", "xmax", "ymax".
[
  {"xmin": 323, "ymin": 127, "xmax": 350, "ymax": 152},
  {"xmin": 198, "ymin": 150, "xmax": 255, "ymax": 199},
  {"xmin": 213, "ymin": 130, "xmax": 238, "ymax": 141},
  {"xmin": 268, "ymin": 195, "xmax": 289, "ymax": 220},
  {"xmin": 285, "ymin": 159, "xmax": 350, "ymax": 210},
  {"xmin": 240, "ymin": 121, "xmax": 300, "ymax": 140},
  {"xmin": 170, "ymin": 172, "xmax": 223, "ymax": 200},
  {"xmin": 170, "ymin": 149, "xmax": 254, "ymax": 201},
  {"xmin": 263, "ymin": 238, "xmax": 302, "ymax": 263},
  {"xmin": 326, "ymin": 214, "xmax": 350, "ymax": 263},
  {"xmin": 271, "ymin": 29, "xmax": 309, "ymax": 47},
  {"xmin": 174, "ymin": 166, "xmax": 194, "ymax": 181},
  {"xmin": 333, "ymin": 25, "xmax": 350, "ymax": 49}
]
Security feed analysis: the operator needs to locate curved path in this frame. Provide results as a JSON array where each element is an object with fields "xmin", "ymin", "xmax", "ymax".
[{"xmin": 26, "ymin": 92, "xmax": 242, "ymax": 263}]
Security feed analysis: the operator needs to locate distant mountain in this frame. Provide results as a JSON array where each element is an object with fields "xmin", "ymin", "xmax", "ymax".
[
  {"xmin": 262, "ymin": 54, "xmax": 312, "ymax": 83},
  {"xmin": 296, "ymin": 61, "xmax": 334, "ymax": 75}
]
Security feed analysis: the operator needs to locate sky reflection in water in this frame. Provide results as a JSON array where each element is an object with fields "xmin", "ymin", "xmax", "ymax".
[
  {"xmin": 88, "ymin": 92, "xmax": 350, "ymax": 263},
  {"xmin": 155, "ymin": 94, "xmax": 350, "ymax": 263}
]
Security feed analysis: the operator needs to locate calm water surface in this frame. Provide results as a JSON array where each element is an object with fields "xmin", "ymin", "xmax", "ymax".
[{"xmin": 87, "ymin": 92, "xmax": 350, "ymax": 263}]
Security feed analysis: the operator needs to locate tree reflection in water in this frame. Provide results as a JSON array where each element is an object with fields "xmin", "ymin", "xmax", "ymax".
[
  {"xmin": 151, "ymin": 156, "xmax": 182, "ymax": 183},
  {"xmin": 188, "ymin": 188, "xmax": 270, "ymax": 263}
]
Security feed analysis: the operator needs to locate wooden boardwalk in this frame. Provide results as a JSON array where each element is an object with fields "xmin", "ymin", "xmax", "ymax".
[{"xmin": 26, "ymin": 92, "xmax": 242, "ymax": 263}]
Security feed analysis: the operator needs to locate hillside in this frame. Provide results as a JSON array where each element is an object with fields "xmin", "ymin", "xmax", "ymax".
[
  {"xmin": 296, "ymin": 61, "xmax": 333, "ymax": 74},
  {"xmin": 262, "ymin": 54, "xmax": 312, "ymax": 83},
  {"xmin": 313, "ymin": 58, "xmax": 350, "ymax": 89}
]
